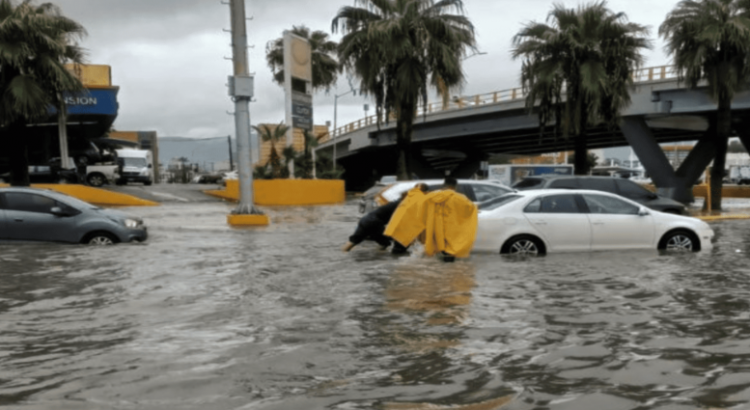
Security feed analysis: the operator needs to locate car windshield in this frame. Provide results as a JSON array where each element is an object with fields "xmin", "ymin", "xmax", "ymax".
[
  {"xmin": 513, "ymin": 178, "xmax": 544, "ymax": 189},
  {"xmin": 52, "ymin": 192, "xmax": 100, "ymax": 210},
  {"xmin": 122, "ymin": 157, "xmax": 147, "ymax": 167},
  {"xmin": 478, "ymin": 194, "xmax": 522, "ymax": 211}
]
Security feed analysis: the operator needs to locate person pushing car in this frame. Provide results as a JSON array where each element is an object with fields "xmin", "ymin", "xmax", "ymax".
[{"xmin": 383, "ymin": 177, "xmax": 478, "ymax": 261}]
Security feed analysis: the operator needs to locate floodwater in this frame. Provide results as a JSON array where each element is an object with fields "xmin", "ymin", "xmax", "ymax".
[{"xmin": 2, "ymin": 200, "xmax": 750, "ymax": 410}]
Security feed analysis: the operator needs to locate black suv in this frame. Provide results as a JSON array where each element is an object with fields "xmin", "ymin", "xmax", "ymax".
[{"xmin": 512, "ymin": 175, "xmax": 687, "ymax": 214}]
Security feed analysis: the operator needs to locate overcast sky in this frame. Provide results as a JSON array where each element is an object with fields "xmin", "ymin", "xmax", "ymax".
[{"xmin": 50, "ymin": 0, "xmax": 681, "ymax": 139}]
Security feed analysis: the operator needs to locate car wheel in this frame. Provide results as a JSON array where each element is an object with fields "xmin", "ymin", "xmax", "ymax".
[
  {"xmin": 87, "ymin": 173, "xmax": 106, "ymax": 187},
  {"xmin": 658, "ymin": 229, "xmax": 700, "ymax": 252},
  {"xmin": 84, "ymin": 232, "xmax": 118, "ymax": 246},
  {"xmin": 144, "ymin": 181, "xmax": 152, "ymax": 186},
  {"xmin": 502, "ymin": 235, "xmax": 546, "ymax": 256}
]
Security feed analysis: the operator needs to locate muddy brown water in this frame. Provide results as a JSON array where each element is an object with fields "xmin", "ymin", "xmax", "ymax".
[{"xmin": 2, "ymin": 200, "xmax": 750, "ymax": 409}]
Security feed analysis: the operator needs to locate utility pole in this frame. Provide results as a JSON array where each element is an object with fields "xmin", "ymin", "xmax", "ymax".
[
  {"xmin": 227, "ymin": 135, "xmax": 234, "ymax": 171},
  {"xmin": 228, "ymin": 0, "xmax": 260, "ymax": 215}
]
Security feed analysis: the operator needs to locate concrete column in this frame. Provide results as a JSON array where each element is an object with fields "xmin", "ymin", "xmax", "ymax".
[
  {"xmin": 675, "ymin": 128, "xmax": 717, "ymax": 193},
  {"xmin": 620, "ymin": 116, "xmax": 693, "ymax": 203}
]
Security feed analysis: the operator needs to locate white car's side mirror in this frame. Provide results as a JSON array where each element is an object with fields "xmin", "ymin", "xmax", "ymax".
[{"xmin": 638, "ymin": 207, "xmax": 650, "ymax": 216}]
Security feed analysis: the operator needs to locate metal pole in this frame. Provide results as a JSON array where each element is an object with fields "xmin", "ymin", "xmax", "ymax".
[
  {"xmin": 227, "ymin": 135, "xmax": 234, "ymax": 171},
  {"xmin": 57, "ymin": 104, "xmax": 71, "ymax": 171},
  {"xmin": 333, "ymin": 94, "xmax": 338, "ymax": 172},
  {"xmin": 229, "ymin": 0, "xmax": 258, "ymax": 214}
]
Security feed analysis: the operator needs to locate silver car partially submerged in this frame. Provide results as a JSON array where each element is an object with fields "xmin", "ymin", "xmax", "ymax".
[{"xmin": 0, "ymin": 187, "xmax": 147, "ymax": 245}]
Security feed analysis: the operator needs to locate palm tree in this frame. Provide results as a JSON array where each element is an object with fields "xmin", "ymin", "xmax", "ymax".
[
  {"xmin": 0, "ymin": 0, "xmax": 87, "ymax": 186},
  {"xmin": 660, "ymin": 0, "xmax": 750, "ymax": 210},
  {"xmin": 512, "ymin": 1, "xmax": 650, "ymax": 175},
  {"xmin": 266, "ymin": 25, "xmax": 340, "ymax": 91},
  {"xmin": 333, "ymin": 0, "xmax": 476, "ymax": 180},
  {"xmin": 252, "ymin": 122, "xmax": 290, "ymax": 178}
]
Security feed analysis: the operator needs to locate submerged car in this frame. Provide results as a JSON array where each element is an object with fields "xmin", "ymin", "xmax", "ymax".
[
  {"xmin": 474, "ymin": 189, "xmax": 713, "ymax": 255},
  {"xmin": 359, "ymin": 179, "xmax": 514, "ymax": 213},
  {"xmin": 0, "ymin": 187, "xmax": 147, "ymax": 245},
  {"xmin": 512, "ymin": 175, "xmax": 687, "ymax": 214}
]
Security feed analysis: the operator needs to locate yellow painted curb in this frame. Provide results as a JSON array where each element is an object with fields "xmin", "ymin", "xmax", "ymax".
[
  {"xmin": 204, "ymin": 189, "xmax": 236, "ymax": 201},
  {"xmin": 227, "ymin": 214, "xmax": 270, "ymax": 226},
  {"xmin": 0, "ymin": 184, "xmax": 159, "ymax": 207},
  {"xmin": 206, "ymin": 179, "xmax": 345, "ymax": 205},
  {"xmin": 696, "ymin": 214, "xmax": 750, "ymax": 222}
]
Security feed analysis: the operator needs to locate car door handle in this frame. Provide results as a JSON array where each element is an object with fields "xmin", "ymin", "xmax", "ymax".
[
  {"xmin": 13, "ymin": 218, "xmax": 23, "ymax": 222},
  {"xmin": 592, "ymin": 221, "xmax": 604, "ymax": 225},
  {"xmin": 534, "ymin": 221, "xmax": 547, "ymax": 225}
]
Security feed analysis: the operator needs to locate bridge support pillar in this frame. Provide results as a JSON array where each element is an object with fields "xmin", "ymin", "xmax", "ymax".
[
  {"xmin": 620, "ymin": 117, "xmax": 694, "ymax": 203},
  {"xmin": 675, "ymin": 127, "xmax": 717, "ymax": 199}
]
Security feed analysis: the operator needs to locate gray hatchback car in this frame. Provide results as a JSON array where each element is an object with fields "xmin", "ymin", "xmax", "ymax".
[
  {"xmin": 512, "ymin": 175, "xmax": 687, "ymax": 214},
  {"xmin": 0, "ymin": 187, "xmax": 147, "ymax": 245}
]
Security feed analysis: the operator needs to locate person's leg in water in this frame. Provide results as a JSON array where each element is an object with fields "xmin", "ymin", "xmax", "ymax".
[
  {"xmin": 344, "ymin": 217, "xmax": 388, "ymax": 252},
  {"xmin": 391, "ymin": 241, "xmax": 409, "ymax": 255},
  {"xmin": 441, "ymin": 251, "xmax": 455, "ymax": 262},
  {"xmin": 372, "ymin": 232, "xmax": 392, "ymax": 251},
  {"xmin": 343, "ymin": 219, "xmax": 370, "ymax": 251}
]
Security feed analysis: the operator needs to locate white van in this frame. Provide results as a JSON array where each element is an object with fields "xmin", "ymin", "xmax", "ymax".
[{"xmin": 115, "ymin": 149, "xmax": 153, "ymax": 185}]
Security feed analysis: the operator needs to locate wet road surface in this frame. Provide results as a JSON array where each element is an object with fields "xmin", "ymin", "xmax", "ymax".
[{"xmin": 2, "ymin": 199, "xmax": 750, "ymax": 409}]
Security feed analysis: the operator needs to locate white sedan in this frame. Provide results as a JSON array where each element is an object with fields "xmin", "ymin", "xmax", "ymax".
[{"xmin": 474, "ymin": 189, "xmax": 714, "ymax": 255}]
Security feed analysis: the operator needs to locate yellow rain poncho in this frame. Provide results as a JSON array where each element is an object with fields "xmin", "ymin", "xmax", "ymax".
[
  {"xmin": 383, "ymin": 186, "xmax": 428, "ymax": 247},
  {"xmin": 422, "ymin": 190, "xmax": 478, "ymax": 258}
]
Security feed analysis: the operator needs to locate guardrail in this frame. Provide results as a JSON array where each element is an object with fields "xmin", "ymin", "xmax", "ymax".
[{"xmin": 329, "ymin": 65, "xmax": 679, "ymax": 140}]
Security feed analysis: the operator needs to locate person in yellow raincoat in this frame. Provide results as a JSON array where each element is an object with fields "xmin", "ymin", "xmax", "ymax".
[
  {"xmin": 384, "ymin": 177, "xmax": 478, "ymax": 261},
  {"xmin": 422, "ymin": 177, "xmax": 478, "ymax": 262},
  {"xmin": 383, "ymin": 183, "xmax": 429, "ymax": 254}
]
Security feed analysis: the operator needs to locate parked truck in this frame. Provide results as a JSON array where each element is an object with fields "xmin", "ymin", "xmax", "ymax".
[
  {"xmin": 487, "ymin": 164, "xmax": 574, "ymax": 186},
  {"xmin": 115, "ymin": 149, "xmax": 154, "ymax": 185},
  {"xmin": 84, "ymin": 148, "xmax": 153, "ymax": 187}
]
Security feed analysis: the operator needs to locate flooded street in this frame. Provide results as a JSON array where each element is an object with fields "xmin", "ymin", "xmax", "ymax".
[{"xmin": 2, "ymin": 198, "xmax": 750, "ymax": 409}]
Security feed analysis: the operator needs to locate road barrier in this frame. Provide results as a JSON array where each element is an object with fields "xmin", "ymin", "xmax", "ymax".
[
  {"xmin": 0, "ymin": 184, "xmax": 158, "ymax": 207},
  {"xmin": 205, "ymin": 179, "xmax": 345, "ymax": 206}
]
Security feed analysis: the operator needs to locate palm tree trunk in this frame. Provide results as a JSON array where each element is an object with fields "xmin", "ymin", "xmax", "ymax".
[
  {"xmin": 8, "ymin": 120, "xmax": 31, "ymax": 187},
  {"xmin": 711, "ymin": 93, "xmax": 731, "ymax": 211},
  {"xmin": 573, "ymin": 104, "xmax": 589, "ymax": 175},
  {"xmin": 270, "ymin": 144, "xmax": 281, "ymax": 179},
  {"xmin": 395, "ymin": 102, "xmax": 416, "ymax": 181}
]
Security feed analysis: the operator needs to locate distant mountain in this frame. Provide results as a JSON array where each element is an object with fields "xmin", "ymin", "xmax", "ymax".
[{"xmin": 157, "ymin": 133, "xmax": 258, "ymax": 172}]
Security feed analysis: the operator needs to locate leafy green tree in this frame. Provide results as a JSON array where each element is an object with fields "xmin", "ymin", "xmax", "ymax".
[
  {"xmin": 0, "ymin": 0, "xmax": 87, "ymax": 186},
  {"xmin": 313, "ymin": 151, "xmax": 344, "ymax": 180},
  {"xmin": 252, "ymin": 122, "xmax": 289, "ymax": 179},
  {"xmin": 333, "ymin": 0, "xmax": 476, "ymax": 180},
  {"xmin": 266, "ymin": 25, "xmax": 340, "ymax": 91},
  {"xmin": 660, "ymin": 0, "xmax": 750, "ymax": 210},
  {"xmin": 512, "ymin": 1, "xmax": 650, "ymax": 175}
]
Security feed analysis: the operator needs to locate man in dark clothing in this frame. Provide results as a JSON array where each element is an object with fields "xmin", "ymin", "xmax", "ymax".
[{"xmin": 343, "ymin": 198, "xmax": 402, "ymax": 252}]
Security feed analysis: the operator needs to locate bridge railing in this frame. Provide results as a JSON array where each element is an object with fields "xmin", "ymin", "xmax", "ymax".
[{"xmin": 330, "ymin": 65, "xmax": 678, "ymax": 139}]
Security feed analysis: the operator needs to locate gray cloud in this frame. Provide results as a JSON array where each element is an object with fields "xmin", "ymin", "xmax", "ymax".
[{"xmin": 48, "ymin": 0, "xmax": 680, "ymax": 140}]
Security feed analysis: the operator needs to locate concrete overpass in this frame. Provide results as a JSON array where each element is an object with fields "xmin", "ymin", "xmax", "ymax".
[{"xmin": 315, "ymin": 66, "xmax": 750, "ymax": 201}]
